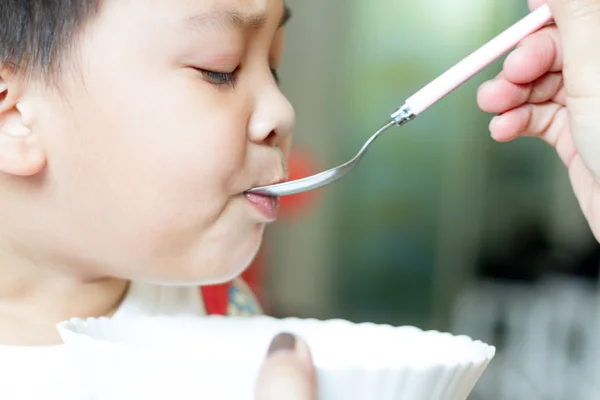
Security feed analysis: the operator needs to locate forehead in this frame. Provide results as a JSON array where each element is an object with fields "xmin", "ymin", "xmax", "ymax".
[
  {"xmin": 74, "ymin": 0, "xmax": 287, "ymax": 77},
  {"xmin": 101, "ymin": 0, "xmax": 285, "ymax": 29}
]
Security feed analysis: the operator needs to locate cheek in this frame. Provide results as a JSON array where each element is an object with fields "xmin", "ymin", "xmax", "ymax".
[
  {"xmin": 102, "ymin": 71, "xmax": 245, "ymax": 179},
  {"xmin": 42, "ymin": 70, "xmax": 251, "ymax": 255}
]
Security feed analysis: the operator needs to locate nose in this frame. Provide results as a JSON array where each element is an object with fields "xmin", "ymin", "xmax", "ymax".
[{"xmin": 247, "ymin": 78, "xmax": 295, "ymax": 147}]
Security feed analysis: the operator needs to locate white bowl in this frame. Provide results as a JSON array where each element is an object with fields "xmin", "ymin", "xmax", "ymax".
[{"xmin": 58, "ymin": 316, "xmax": 495, "ymax": 400}]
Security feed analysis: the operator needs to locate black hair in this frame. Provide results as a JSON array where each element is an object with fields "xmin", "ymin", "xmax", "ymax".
[{"xmin": 0, "ymin": 0, "xmax": 101, "ymax": 80}]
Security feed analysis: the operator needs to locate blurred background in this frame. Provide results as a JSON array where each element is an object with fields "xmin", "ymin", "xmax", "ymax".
[{"xmin": 255, "ymin": 1, "xmax": 600, "ymax": 399}]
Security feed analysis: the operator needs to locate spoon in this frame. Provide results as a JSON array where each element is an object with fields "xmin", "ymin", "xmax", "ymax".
[{"xmin": 247, "ymin": 5, "xmax": 553, "ymax": 197}]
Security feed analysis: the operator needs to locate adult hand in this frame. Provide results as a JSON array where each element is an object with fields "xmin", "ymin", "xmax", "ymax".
[{"xmin": 477, "ymin": 0, "xmax": 600, "ymax": 240}]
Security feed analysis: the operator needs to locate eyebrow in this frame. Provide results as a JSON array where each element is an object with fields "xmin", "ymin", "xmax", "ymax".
[{"xmin": 186, "ymin": 5, "xmax": 292, "ymax": 32}]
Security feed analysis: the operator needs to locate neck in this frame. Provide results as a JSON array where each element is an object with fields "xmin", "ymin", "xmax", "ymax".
[{"xmin": 0, "ymin": 247, "xmax": 128, "ymax": 346}]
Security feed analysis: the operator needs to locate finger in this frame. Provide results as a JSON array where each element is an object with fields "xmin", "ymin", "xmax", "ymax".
[
  {"xmin": 503, "ymin": 26, "xmax": 562, "ymax": 84},
  {"xmin": 529, "ymin": 72, "xmax": 565, "ymax": 104},
  {"xmin": 546, "ymin": 0, "xmax": 600, "ymax": 97},
  {"xmin": 489, "ymin": 102, "xmax": 575, "ymax": 165},
  {"xmin": 477, "ymin": 72, "xmax": 564, "ymax": 114},
  {"xmin": 255, "ymin": 333, "xmax": 316, "ymax": 400},
  {"xmin": 489, "ymin": 102, "xmax": 561, "ymax": 143},
  {"xmin": 478, "ymin": 79, "xmax": 531, "ymax": 113}
]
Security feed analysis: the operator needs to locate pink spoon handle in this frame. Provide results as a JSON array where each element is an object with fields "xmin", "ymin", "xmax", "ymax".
[{"xmin": 402, "ymin": 4, "xmax": 553, "ymax": 117}]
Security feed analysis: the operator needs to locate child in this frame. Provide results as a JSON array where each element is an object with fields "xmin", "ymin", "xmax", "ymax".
[{"xmin": 0, "ymin": 0, "xmax": 293, "ymax": 398}]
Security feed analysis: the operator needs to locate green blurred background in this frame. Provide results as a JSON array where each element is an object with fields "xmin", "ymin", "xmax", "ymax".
[{"xmin": 263, "ymin": 1, "xmax": 600, "ymax": 399}]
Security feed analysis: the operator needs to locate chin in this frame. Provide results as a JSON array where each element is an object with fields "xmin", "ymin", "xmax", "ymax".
[{"xmin": 141, "ymin": 232, "xmax": 264, "ymax": 287}]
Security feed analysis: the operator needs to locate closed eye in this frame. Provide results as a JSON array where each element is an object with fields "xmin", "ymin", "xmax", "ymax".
[
  {"xmin": 198, "ymin": 69, "xmax": 237, "ymax": 87},
  {"xmin": 196, "ymin": 67, "xmax": 279, "ymax": 87}
]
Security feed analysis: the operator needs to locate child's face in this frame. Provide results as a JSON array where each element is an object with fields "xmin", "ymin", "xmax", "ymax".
[{"xmin": 13, "ymin": 0, "xmax": 294, "ymax": 283}]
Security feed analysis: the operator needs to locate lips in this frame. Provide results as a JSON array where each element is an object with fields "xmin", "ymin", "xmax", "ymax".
[
  {"xmin": 244, "ymin": 192, "xmax": 280, "ymax": 220},
  {"xmin": 242, "ymin": 169, "xmax": 287, "ymax": 221},
  {"xmin": 243, "ymin": 177, "xmax": 286, "ymax": 221}
]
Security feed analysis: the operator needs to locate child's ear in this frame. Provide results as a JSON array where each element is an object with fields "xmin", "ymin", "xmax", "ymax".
[{"xmin": 0, "ymin": 70, "xmax": 46, "ymax": 176}]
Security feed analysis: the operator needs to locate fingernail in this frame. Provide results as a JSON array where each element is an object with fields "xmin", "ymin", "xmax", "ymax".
[{"xmin": 267, "ymin": 332, "xmax": 296, "ymax": 356}]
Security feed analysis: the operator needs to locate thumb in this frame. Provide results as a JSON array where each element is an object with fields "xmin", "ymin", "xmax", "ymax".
[
  {"xmin": 255, "ymin": 333, "xmax": 317, "ymax": 400},
  {"xmin": 545, "ymin": 0, "xmax": 600, "ymax": 96}
]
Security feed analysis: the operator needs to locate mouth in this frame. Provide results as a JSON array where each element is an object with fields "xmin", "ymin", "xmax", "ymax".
[
  {"xmin": 244, "ymin": 192, "xmax": 280, "ymax": 221},
  {"xmin": 243, "ymin": 177, "xmax": 287, "ymax": 221}
]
